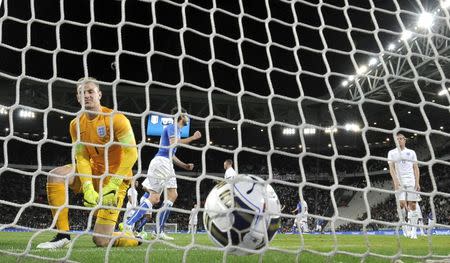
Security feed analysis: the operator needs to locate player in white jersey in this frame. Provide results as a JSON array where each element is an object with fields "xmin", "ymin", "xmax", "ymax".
[
  {"xmin": 315, "ymin": 219, "xmax": 323, "ymax": 233},
  {"xmin": 124, "ymin": 180, "xmax": 139, "ymax": 226},
  {"xmin": 387, "ymin": 133, "xmax": 421, "ymax": 239},
  {"xmin": 187, "ymin": 204, "xmax": 198, "ymax": 234},
  {"xmin": 223, "ymin": 159, "xmax": 237, "ymax": 179},
  {"xmin": 292, "ymin": 200, "xmax": 309, "ymax": 233},
  {"xmin": 123, "ymin": 107, "xmax": 202, "ymax": 241}
]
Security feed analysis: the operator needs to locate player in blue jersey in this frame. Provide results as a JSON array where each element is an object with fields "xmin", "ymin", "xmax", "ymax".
[{"xmin": 123, "ymin": 107, "xmax": 201, "ymax": 240}]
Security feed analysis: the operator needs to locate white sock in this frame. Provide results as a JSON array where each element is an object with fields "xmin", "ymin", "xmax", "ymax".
[
  {"xmin": 401, "ymin": 208, "xmax": 408, "ymax": 234},
  {"xmin": 408, "ymin": 211, "xmax": 418, "ymax": 237}
]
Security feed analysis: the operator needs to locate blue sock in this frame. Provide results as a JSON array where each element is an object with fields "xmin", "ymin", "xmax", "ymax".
[
  {"xmin": 140, "ymin": 192, "xmax": 149, "ymax": 203},
  {"xmin": 135, "ymin": 217, "xmax": 148, "ymax": 232},
  {"xmin": 158, "ymin": 200, "xmax": 173, "ymax": 233},
  {"xmin": 126, "ymin": 199, "xmax": 152, "ymax": 226}
]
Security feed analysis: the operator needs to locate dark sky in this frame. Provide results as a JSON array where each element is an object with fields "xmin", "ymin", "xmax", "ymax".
[
  {"xmin": 0, "ymin": 0, "xmax": 448, "ymax": 158},
  {"xmin": 0, "ymin": 0, "xmax": 438, "ymax": 99}
]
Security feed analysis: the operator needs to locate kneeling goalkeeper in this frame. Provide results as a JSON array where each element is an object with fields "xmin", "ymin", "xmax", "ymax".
[{"xmin": 37, "ymin": 78, "xmax": 139, "ymax": 249}]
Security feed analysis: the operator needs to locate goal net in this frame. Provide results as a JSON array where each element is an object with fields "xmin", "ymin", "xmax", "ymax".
[
  {"xmin": 144, "ymin": 223, "xmax": 177, "ymax": 234},
  {"xmin": 0, "ymin": 0, "xmax": 450, "ymax": 262}
]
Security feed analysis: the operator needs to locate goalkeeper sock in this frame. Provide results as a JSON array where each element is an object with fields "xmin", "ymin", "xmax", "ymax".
[
  {"xmin": 112, "ymin": 232, "xmax": 139, "ymax": 247},
  {"xmin": 126, "ymin": 199, "xmax": 152, "ymax": 226},
  {"xmin": 158, "ymin": 200, "xmax": 173, "ymax": 233},
  {"xmin": 135, "ymin": 217, "xmax": 148, "ymax": 233},
  {"xmin": 47, "ymin": 183, "xmax": 69, "ymax": 232}
]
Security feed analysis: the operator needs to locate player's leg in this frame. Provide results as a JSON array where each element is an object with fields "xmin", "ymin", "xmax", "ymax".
[
  {"xmin": 126, "ymin": 157, "xmax": 166, "ymax": 231},
  {"xmin": 125, "ymin": 182, "xmax": 161, "ymax": 230},
  {"xmin": 157, "ymin": 186, "xmax": 178, "ymax": 240},
  {"xmin": 37, "ymin": 165, "xmax": 76, "ymax": 249},
  {"xmin": 193, "ymin": 223, "xmax": 197, "ymax": 234},
  {"xmin": 407, "ymin": 198, "xmax": 418, "ymax": 239},
  {"xmin": 295, "ymin": 217, "xmax": 301, "ymax": 233},
  {"xmin": 397, "ymin": 188, "xmax": 409, "ymax": 237},
  {"xmin": 303, "ymin": 220, "xmax": 309, "ymax": 232},
  {"xmin": 136, "ymin": 213, "xmax": 151, "ymax": 232},
  {"xmin": 93, "ymin": 181, "xmax": 140, "ymax": 247},
  {"xmin": 418, "ymin": 218, "xmax": 425, "ymax": 236}
]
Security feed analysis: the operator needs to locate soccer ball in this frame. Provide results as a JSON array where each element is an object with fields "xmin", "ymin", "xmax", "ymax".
[{"xmin": 203, "ymin": 175, "xmax": 281, "ymax": 255}]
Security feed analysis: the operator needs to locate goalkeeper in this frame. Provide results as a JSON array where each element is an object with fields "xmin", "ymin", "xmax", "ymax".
[{"xmin": 37, "ymin": 78, "xmax": 139, "ymax": 249}]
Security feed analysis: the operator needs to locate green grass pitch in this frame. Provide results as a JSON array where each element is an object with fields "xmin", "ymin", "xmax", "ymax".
[{"xmin": 0, "ymin": 232, "xmax": 449, "ymax": 262}]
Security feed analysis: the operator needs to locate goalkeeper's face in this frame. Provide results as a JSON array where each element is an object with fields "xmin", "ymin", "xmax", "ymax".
[{"xmin": 77, "ymin": 82, "xmax": 102, "ymax": 110}]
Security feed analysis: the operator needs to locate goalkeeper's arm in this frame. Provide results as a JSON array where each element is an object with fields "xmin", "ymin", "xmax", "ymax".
[
  {"xmin": 101, "ymin": 115, "xmax": 138, "ymax": 206},
  {"xmin": 70, "ymin": 120, "xmax": 98, "ymax": 207}
]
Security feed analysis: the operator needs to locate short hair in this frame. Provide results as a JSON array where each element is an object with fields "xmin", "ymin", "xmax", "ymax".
[
  {"xmin": 396, "ymin": 133, "xmax": 406, "ymax": 139},
  {"xmin": 77, "ymin": 77, "xmax": 100, "ymax": 91},
  {"xmin": 224, "ymin": 159, "xmax": 233, "ymax": 166},
  {"xmin": 171, "ymin": 106, "xmax": 187, "ymax": 121}
]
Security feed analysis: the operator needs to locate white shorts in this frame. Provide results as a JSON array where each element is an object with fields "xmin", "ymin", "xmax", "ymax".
[
  {"xmin": 142, "ymin": 156, "xmax": 177, "ymax": 193},
  {"xmin": 189, "ymin": 220, "xmax": 198, "ymax": 225},
  {"xmin": 397, "ymin": 184, "xmax": 420, "ymax": 201}
]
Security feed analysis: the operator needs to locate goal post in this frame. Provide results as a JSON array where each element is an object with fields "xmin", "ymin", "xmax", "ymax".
[
  {"xmin": 144, "ymin": 223, "xmax": 178, "ymax": 234},
  {"xmin": 0, "ymin": 0, "xmax": 449, "ymax": 262}
]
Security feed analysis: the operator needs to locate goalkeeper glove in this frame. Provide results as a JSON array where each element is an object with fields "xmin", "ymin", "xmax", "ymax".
[
  {"xmin": 82, "ymin": 181, "xmax": 99, "ymax": 207},
  {"xmin": 101, "ymin": 177, "xmax": 122, "ymax": 206}
]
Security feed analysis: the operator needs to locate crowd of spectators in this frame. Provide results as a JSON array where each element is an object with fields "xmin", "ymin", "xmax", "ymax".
[{"xmin": 1, "ymin": 144, "xmax": 449, "ymax": 233}]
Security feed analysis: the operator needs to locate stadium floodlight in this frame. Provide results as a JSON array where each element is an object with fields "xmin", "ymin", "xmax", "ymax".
[
  {"xmin": 440, "ymin": 126, "xmax": 444, "ymax": 130},
  {"xmin": 401, "ymin": 30, "xmax": 413, "ymax": 41},
  {"xmin": 324, "ymin": 127, "xmax": 337, "ymax": 134},
  {"xmin": 18, "ymin": 109, "xmax": 36, "ymax": 119},
  {"xmin": 344, "ymin": 123, "xmax": 360, "ymax": 132},
  {"xmin": 368, "ymin": 58, "xmax": 377, "ymax": 66},
  {"xmin": 348, "ymin": 75, "xmax": 355, "ymax": 81},
  {"xmin": 304, "ymin": 127, "xmax": 316, "ymax": 135},
  {"xmin": 441, "ymin": 0, "xmax": 450, "ymax": 9},
  {"xmin": 356, "ymin": 65, "xmax": 368, "ymax": 74},
  {"xmin": 0, "ymin": 107, "xmax": 7, "ymax": 115},
  {"xmin": 388, "ymin": 43, "xmax": 396, "ymax": 51},
  {"xmin": 417, "ymin": 12, "xmax": 433, "ymax": 29},
  {"xmin": 282, "ymin": 127, "xmax": 296, "ymax": 135},
  {"xmin": 438, "ymin": 89, "xmax": 448, "ymax": 96},
  {"xmin": 341, "ymin": 80, "xmax": 349, "ymax": 87}
]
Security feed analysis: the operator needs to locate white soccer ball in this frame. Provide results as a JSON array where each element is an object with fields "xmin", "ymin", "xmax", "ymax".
[{"xmin": 203, "ymin": 175, "xmax": 281, "ymax": 255}]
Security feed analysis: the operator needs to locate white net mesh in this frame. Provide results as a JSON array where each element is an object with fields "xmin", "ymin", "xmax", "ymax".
[{"xmin": 0, "ymin": 0, "xmax": 450, "ymax": 262}]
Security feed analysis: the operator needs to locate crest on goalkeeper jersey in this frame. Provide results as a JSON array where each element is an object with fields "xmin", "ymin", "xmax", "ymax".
[{"xmin": 97, "ymin": 126, "xmax": 106, "ymax": 137}]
